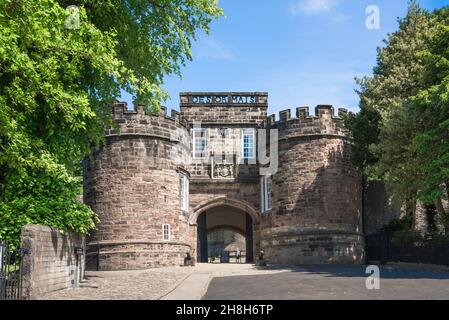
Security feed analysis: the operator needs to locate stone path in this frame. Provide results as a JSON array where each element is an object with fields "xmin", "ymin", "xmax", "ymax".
[
  {"xmin": 161, "ymin": 263, "xmax": 291, "ymax": 300},
  {"xmin": 41, "ymin": 266, "xmax": 195, "ymax": 300},
  {"xmin": 161, "ymin": 272, "xmax": 211, "ymax": 300}
]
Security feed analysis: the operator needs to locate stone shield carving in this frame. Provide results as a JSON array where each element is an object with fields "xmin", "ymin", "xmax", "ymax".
[{"xmin": 213, "ymin": 163, "xmax": 234, "ymax": 179}]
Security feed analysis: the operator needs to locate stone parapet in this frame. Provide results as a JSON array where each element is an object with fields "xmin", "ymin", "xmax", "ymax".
[{"xmin": 263, "ymin": 105, "xmax": 350, "ymax": 139}]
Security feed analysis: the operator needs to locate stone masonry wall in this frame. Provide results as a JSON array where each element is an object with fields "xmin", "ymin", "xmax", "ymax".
[
  {"xmin": 260, "ymin": 106, "xmax": 364, "ymax": 264},
  {"xmin": 363, "ymin": 181, "xmax": 402, "ymax": 235},
  {"xmin": 84, "ymin": 104, "xmax": 192, "ymax": 270},
  {"xmin": 362, "ymin": 181, "xmax": 446, "ymax": 235},
  {"xmin": 179, "ymin": 93, "xmax": 268, "ymax": 261},
  {"xmin": 20, "ymin": 224, "xmax": 84, "ymax": 300}
]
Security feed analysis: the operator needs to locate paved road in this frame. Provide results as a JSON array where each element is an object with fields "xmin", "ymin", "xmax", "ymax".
[{"xmin": 203, "ymin": 265, "xmax": 449, "ymax": 300}]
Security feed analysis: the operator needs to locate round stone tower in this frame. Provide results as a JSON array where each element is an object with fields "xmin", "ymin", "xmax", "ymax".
[
  {"xmin": 260, "ymin": 105, "xmax": 364, "ymax": 264},
  {"xmin": 84, "ymin": 103, "xmax": 191, "ymax": 270}
]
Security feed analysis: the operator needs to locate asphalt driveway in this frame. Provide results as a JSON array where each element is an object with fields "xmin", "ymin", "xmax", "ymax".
[{"xmin": 202, "ymin": 264, "xmax": 449, "ymax": 300}]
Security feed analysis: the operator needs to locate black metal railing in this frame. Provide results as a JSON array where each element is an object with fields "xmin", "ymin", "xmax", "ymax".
[
  {"xmin": 365, "ymin": 233, "xmax": 449, "ymax": 267},
  {"xmin": 0, "ymin": 240, "xmax": 25, "ymax": 300}
]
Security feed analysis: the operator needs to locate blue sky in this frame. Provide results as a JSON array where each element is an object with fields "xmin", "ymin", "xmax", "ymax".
[{"xmin": 121, "ymin": 0, "xmax": 449, "ymax": 115}]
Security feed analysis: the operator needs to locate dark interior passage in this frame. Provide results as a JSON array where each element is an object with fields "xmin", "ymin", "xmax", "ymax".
[{"xmin": 197, "ymin": 205, "xmax": 253, "ymax": 263}]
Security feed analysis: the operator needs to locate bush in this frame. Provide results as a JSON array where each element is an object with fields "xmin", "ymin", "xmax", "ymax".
[
  {"xmin": 428, "ymin": 234, "xmax": 449, "ymax": 246},
  {"xmin": 381, "ymin": 217, "xmax": 412, "ymax": 234},
  {"xmin": 0, "ymin": 169, "xmax": 98, "ymax": 248},
  {"xmin": 390, "ymin": 230, "xmax": 424, "ymax": 246}
]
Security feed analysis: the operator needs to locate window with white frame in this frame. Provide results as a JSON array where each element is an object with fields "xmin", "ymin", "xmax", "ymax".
[
  {"xmin": 193, "ymin": 128, "xmax": 207, "ymax": 158},
  {"xmin": 261, "ymin": 176, "xmax": 271, "ymax": 212},
  {"xmin": 163, "ymin": 224, "xmax": 171, "ymax": 241},
  {"xmin": 242, "ymin": 128, "xmax": 255, "ymax": 159},
  {"xmin": 180, "ymin": 173, "xmax": 189, "ymax": 212}
]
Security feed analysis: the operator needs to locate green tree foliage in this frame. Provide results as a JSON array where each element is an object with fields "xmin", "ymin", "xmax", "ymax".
[
  {"xmin": 346, "ymin": 1, "xmax": 449, "ymax": 233},
  {"xmin": 0, "ymin": 0, "xmax": 222, "ymax": 246},
  {"xmin": 346, "ymin": 1, "xmax": 431, "ymax": 176},
  {"xmin": 408, "ymin": 9, "xmax": 449, "ymax": 231},
  {"xmin": 343, "ymin": 106, "xmax": 381, "ymax": 175}
]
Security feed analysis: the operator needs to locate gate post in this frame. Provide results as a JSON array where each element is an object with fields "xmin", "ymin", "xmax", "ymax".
[
  {"xmin": 197, "ymin": 213, "xmax": 208, "ymax": 263},
  {"xmin": 379, "ymin": 233, "xmax": 389, "ymax": 265},
  {"xmin": 0, "ymin": 241, "xmax": 6, "ymax": 299},
  {"xmin": 245, "ymin": 213, "xmax": 254, "ymax": 263}
]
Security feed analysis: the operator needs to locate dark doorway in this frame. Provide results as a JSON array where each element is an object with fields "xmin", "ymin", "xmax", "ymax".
[{"xmin": 196, "ymin": 205, "xmax": 253, "ymax": 263}]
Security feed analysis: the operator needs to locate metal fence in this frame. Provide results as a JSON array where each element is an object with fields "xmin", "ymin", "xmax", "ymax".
[
  {"xmin": 365, "ymin": 233, "xmax": 449, "ymax": 267},
  {"xmin": 0, "ymin": 240, "xmax": 25, "ymax": 300}
]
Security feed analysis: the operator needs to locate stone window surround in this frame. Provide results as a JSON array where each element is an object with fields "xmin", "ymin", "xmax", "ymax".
[
  {"xmin": 261, "ymin": 175, "xmax": 271, "ymax": 213},
  {"xmin": 180, "ymin": 173, "xmax": 189, "ymax": 212},
  {"xmin": 193, "ymin": 127, "xmax": 208, "ymax": 159},
  {"xmin": 242, "ymin": 128, "xmax": 256, "ymax": 159},
  {"xmin": 162, "ymin": 224, "xmax": 171, "ymax": 241}
]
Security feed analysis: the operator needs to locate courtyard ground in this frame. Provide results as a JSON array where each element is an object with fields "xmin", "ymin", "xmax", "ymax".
[
  {"xmin": 41, "ymin": 263, "xmax": 449, "ymax": 300},
  {"xmin": 41, "ymin": 266, "xmax": 195, "ymax": 300}
]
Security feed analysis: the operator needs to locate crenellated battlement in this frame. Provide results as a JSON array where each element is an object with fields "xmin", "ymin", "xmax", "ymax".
[
  {"xmin": 110, "ymin": 101, "xmax": 351, "ymax": 141},
  {"xmin": 107, "ymin": 102, "xmax": 189, "ymax": 143},
  {"xmin": 111, "ymin": 102, "xmax": 188, "ymax": 125},
  {"xmin": 263, "ymin": 105, "xmax": 350, "ymax": 139},
  {"xmin": 265, "ymin": 105, "xmax": 348, "ymax": 123}
]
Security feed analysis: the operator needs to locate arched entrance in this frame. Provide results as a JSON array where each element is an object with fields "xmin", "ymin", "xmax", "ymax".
[{"xmin": 191, "ymin": 198, "xmax": 258, "ymax": 263}]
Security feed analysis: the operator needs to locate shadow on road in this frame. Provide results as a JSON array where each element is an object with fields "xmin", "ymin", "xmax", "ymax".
[{"xmin": 255, "ymin": 264, "xmax": 449, "ymax": 280}]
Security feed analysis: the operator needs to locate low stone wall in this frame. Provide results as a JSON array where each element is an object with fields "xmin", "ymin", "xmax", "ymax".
[
  {"xmin": 260, "ymin": 231, "xmax": 365, "ymax": 264},
  {"xmin": 20, "ymin": 224, "xmax": 85, "ymax": 300},
  {"xmin": 363, "ymin": 181, "xmax": 402, "ymax": 235}
]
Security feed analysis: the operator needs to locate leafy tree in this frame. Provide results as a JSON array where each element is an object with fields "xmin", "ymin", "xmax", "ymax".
[
  {"xmin": 408, "ymin": 9, "xmax": 449, "ymax": 232},
  {"xmin": 346, "ymin": 1, "xmax": 431, "ymax": 173},
  {"xmin": 0, "ymin": 0, "xmax": 222, "ymax": 246},
  {"xmin": 346, "ymin": 1, "xmax": 432, "ymax": 228},
  {"xmin": 347, "ymin": 1, "xmax": 449, "ymax": 234},
  {"xmin": 343, "ymin": 106, "xmax": 381, "ymax": 175}
]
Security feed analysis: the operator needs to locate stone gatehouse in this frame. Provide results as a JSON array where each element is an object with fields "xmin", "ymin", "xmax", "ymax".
[{"xmin": 83, "ymin": 92, "xmax": 364, "ymax": 270}]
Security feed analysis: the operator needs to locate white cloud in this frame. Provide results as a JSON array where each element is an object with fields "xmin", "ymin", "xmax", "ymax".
[
  {"xmin": 289, "ymin": 0, "xmax": 337, "ymax": 15},
  {"xmin": 195, "ymin": 37, "xmax": 235, "ymax": 61}
]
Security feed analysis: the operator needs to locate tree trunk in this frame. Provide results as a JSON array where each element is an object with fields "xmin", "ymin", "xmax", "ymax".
[
  {"xmin": 424, "ymin": 204, "xmax": 437, "ymax": 234},
  {"xmin": 361, "ymin": 175, "xmax": 366, "ymax": 236},
  {"xmin": 445, "ymin": 182, "xmax": 449, "ymax": 200},
  {"xmin": 435, "ymin": 197, "xmax": 449, "ymax": 235},
  {"xmin": 406, "ymin": 193, "xmax": 417, "ymax": 230}
]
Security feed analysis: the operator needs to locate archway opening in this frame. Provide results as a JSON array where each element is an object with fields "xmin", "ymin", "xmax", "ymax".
[{"xmin": 196, "ymin": 204, "xmax": 254, "ymax": 263}]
